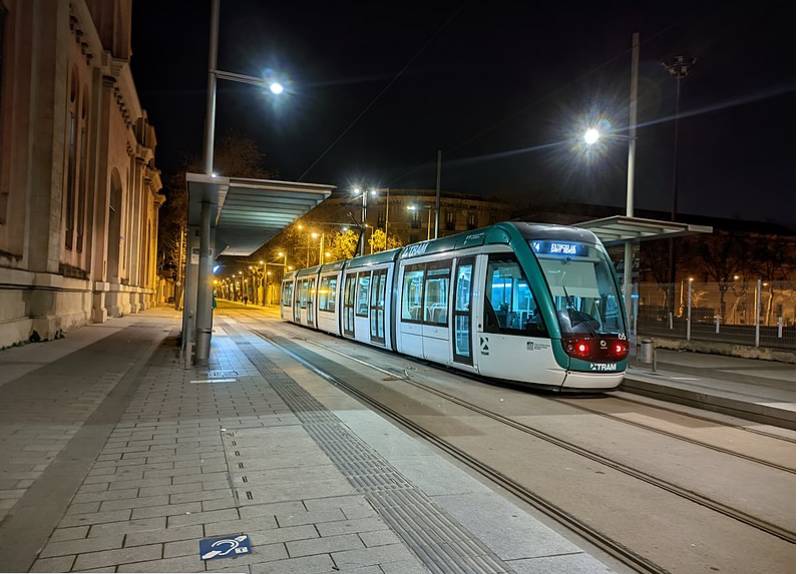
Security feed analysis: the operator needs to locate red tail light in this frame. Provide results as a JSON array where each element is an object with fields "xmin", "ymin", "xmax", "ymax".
[
  {"xmin": 562, "ymin": 336, "xmax": 629, "ymax": 361},
  {"xmin": 562, "ymin": 337, "xmax": 593, "ymax": 359}
]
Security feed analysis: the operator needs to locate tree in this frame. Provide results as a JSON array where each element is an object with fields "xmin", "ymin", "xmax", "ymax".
[
  {"xmin": 697, "ymin": 232, "xmax": 748, "ymax": 322},
  {"xmin": 329, "ymin": 230, "xmax": 359, "ymax": 261},
  {"xmin": 368, "ymin": 229, "xmax": 403, "ymax": 253},
  {"xmin": 751, "ymin": 235, "xmax": 794, "ymax": 324},
  {"xmin": 157, "ymin": 134, "xmax": 275, "ymax": 279}
]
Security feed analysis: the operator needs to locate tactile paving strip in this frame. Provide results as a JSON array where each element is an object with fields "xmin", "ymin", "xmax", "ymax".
[{"xmin": 231, "ymin": 333, "xmax": 513, "ymax": 574}]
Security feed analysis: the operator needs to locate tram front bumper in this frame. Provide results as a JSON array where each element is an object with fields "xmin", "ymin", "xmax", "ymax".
[{"xmin": 561, "ymin": 370, "xmax": 624, "ymax": 391}]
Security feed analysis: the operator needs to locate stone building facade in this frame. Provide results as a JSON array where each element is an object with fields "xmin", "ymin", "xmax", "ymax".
[{"xmin": 0, "ymin": 0, "xmax": 162, "ymax": 348}]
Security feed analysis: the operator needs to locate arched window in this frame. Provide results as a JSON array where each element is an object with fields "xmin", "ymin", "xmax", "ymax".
[{"xmin": 64, "ymin": 67, "xmax": 78, "ymax": 250}]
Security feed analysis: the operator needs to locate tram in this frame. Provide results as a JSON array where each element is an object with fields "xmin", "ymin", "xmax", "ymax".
[{"xmin": 280, "ymin": 222, "xmax": 629, "ymax": 391}]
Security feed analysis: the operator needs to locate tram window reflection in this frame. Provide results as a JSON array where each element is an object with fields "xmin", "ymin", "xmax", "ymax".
[
  {"xmin": 402, "ymin": 266, "xmax": 424, "ymax": 322},
  {"xmin": 484, "ymin": 255, "xmax": 546, "ymax": 336},
  {"xmin": 356, "ymin": 273, "xmax": 371, "ymax": 316},
  {"xmin": 424, "ymin": 265, "xmax": 450, "ymax": 326}
]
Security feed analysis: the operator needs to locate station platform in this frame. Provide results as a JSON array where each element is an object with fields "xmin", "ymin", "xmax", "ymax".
[
  {"xmin": 0, "ymin": 307, "xmax": 615, "ymax": 574},
  {"xmin": 624, "ymin": 349, "xmax": 796, "ymax": 430}
]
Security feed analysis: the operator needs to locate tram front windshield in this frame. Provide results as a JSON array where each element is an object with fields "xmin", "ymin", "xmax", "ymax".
[{"xmin": 530, "ymin": 240, "xmax": 625, "ymax": 336}]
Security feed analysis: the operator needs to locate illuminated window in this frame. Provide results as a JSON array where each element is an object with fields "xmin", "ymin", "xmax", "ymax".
[
  {"xmin": 318, "ymin": 275, "xmax": 338, "ymax": 312},
  {"xmin": 484, "ymin": 254, "xmax": 546, "ymax": 336},
  {"xmin": 424, "ymin": 264, "xmax": 450, "ymax": 326},
  {"xmin": 401, "ymin": 265, "xmax": 424, "ymax": 322},
  {"xmin": 356, "ymin": 273, "xmax": 370, "ymax": 316}
]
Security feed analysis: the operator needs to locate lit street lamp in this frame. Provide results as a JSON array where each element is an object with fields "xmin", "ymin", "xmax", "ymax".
[{"xmin": 583, "ymin": 127, "xmax": 600, "ymax": 145}]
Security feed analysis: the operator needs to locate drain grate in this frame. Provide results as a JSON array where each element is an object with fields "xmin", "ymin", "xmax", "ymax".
[{"xmin": 231, "ymin": 334, "xmax": 512, "ymax": 574}]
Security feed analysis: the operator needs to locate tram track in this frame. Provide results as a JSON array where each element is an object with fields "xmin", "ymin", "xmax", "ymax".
[
  {"xmin": 247, "ymin": 329, "xmax": 670, "ymax": 574},
  {"xmin": 273, "ymin": 328, "xmax": 795, "ymax": 545}
]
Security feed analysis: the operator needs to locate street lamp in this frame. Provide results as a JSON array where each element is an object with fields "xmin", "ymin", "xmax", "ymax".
[
  {"xmin": 351, "ymin": 187, "xmax": 375, "ymax": 256},
  {"xmin": 583, "ymin": 127, "xmax": 600, "ymax": 145}
]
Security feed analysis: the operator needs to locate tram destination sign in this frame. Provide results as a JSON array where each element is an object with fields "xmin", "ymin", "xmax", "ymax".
[{"xmin": 530, "ymin": 240, "xmax": 589, "ymax": 258}]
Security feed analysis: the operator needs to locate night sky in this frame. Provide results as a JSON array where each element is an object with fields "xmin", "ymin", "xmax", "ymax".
[{"xmin": 131, "ymin": 1, "xmax": 795, "ymax": 227}]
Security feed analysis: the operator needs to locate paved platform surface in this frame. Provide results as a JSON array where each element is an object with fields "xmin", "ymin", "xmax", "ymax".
[
  {"xmin": 0, "ymin": 308, "xmax": 615, "ymax": 574},
  {"xmin": 625, "ymin": 349, "xmax": 796, "ymax": 429}
]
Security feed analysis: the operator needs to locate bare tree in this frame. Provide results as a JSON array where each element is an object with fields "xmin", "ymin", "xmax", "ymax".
[{"xmin": 697, "ymin": 232, "xmax": 748, "ymax": 322}]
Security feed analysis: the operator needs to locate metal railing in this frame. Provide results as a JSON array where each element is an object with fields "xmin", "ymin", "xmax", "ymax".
[{"xmin": 634, "ymin": 279, "xmax": 795, "ymax": 350}]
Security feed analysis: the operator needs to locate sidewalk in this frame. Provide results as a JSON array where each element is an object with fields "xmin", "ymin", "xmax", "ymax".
[
  {"xmin": 0, "ymin": 309, "xmax": 614, "ymax": 573},
  {"xmin": 624, "ymin": 349, "xmax": 796, "ymax": 429}
]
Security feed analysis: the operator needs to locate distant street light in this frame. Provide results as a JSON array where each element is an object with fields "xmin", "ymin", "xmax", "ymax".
[{"xmin": 269, "ymin": 82, "xmax": 284, "ymax": 95}]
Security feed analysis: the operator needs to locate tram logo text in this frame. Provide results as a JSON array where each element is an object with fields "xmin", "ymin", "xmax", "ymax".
[{"xmin": 589, "ymin": 362, "xmax": 617, "ymax": 372}]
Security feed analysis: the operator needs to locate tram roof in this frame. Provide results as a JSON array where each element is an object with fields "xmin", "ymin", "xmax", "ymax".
[{"xmin": 186, "ymin": 173, "xmax": 334, "ymax": 257}]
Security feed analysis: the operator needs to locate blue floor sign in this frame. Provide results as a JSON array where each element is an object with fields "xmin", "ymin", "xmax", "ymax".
[{"xmin": 199, "ymin": 534, "xmax": 252, "ymax": 560}]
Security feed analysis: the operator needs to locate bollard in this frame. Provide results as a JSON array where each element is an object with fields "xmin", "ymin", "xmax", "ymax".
[
  {"xmin": 652, "ymin": 347, "xmax": 657, "ymax": 372},
  {"xmin": 715, "ymin": 315, "xmax": 720, "ymax": 334},
  {"xmin": 755, "ymin": 278, "xmax": 761, "ymax": 348},
  {"xmin": 640, "ymin": 338, "xmax": 654, "ymax": 364},
  {"xmin": 668, "ymin": 312, "xmax": 673, "ymax": 330},
  {"xmin": 778, "ymin": 317, "xmax": 783, "ymax": 339}
]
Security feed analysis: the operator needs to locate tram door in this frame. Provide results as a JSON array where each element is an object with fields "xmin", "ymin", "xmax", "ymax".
[
  {"xmin": 342, "ymin": 273, "xmax": 357, "ymax": 337},
  {"xmin": 452, "ymin": 257, "xmax": 474, "ymax": 365},
  {"xmin": 293, "ymin": 279, "xmax": 303, "ymax": 322},
  {"xmin": 306, "ymin": 278, "xmax": 316, "ymax": 327},
  {"xmin": 369, "ymin": 269, "xmax": 387, "ymax": 345}
]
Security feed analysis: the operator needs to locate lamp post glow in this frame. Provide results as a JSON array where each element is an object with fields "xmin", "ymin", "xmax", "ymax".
[
  {"xmin": 583, "ymin": 127, "xmax": 600, "ymax": 145},
  {"xmin": 269, "ymin": 82, "xmax": 284, "ymax": 95}
]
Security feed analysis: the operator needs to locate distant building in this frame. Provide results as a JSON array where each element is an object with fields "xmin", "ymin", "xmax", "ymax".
[
  {"xmin": 312, "ymin": 188, "xmax": 513, "ymax": 245},
  {"xmin": 0, "ymin": 1, "xmax": 163, "ymax": 348}
]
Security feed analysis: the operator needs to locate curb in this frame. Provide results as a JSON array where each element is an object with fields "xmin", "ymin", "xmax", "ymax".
[{"xmin": 621, "ymin": 376, "xmax": 796, "ymax": 430}]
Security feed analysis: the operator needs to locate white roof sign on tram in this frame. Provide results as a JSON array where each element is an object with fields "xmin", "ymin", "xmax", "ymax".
[
  {"xmin": 186, "ymin": 172, "xmax": 334, "ymax": 257},
  {"xmin": 575, "ymin": 215, "xmax": 712, "ymax": 246}
]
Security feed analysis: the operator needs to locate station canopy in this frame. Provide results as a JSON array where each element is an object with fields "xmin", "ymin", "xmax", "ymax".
[
  {"xmin": 574, "ymin": 215, "xmax": 712, "ymax": 246},
  {"xmin": 186, "ymin": 173, "xmax": 334, "ymax": 256}
]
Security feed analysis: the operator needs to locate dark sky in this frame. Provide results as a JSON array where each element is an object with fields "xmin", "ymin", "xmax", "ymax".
[{"xmin": 131, "ymin": 0, "xmax": 795, "ymax": 228}]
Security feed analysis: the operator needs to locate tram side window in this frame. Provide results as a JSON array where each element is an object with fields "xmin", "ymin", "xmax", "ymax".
[
  {"xmin": 318, "ymin": 276, "xmax": 338, "ymax": 312},
  {"xmin": 401, "ymin": 265, "xmax": 424, "ymax": 322},
  {"xmin": 298, "ymin": 280, "xmax": 308, "ymax": 309},
  {"xmin": 424, "ymin": 264, "xmax": 450, "ymax": 326},
  {"xmin": 281, "ymin": 283, "xmax": 293, "ymax": 306},
  {"xmin": 356, "ymin": 273, "xmax": 370, "ymax": 316},
  {"xmin": 484, "ymin": 255, "xmax": 547, "ymax": 336}
]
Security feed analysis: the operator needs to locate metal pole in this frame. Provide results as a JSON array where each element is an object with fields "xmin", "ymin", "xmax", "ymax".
[
  {"xmin": 384, "ymin": 189, "xmax": 390, "ymax": 241},
  {"xmin": 203, "ymin": 0, "xmax": 220, "ymax": 175},
  {"xmin": 360, "ymin": 192, "xmax": 367, "ymax": 256},
  {"xmin": 195, "ymin": 201, "xmax": 213, "ymax": 365},
  {"xmin": 686, "ymin": 280, "xmax": 692, "ymax": 341},
  {"xmin": 319, "ymin": 233, "xmax": 325, "ymax": 265},
  {"xmin": 434, "ymin": 150, "xmax": 441, "ymax": 239},
  {"xmin": 306, "ymin": 234, "xmax": 310, "ymax": 267},
  {"xmin": 755, "ymin": 278, "xmax": 762, "ymax": 347},
  {"xmin": 426, "ymin": 208, "xmax": 431, "ymax": 241},
  {"xmin": 623, "ymin": 33, "xmax": 639, "ymax": 342},
  {"xmin": 262, "ymin": 262, "xmax": 267, "ymax": 305}
]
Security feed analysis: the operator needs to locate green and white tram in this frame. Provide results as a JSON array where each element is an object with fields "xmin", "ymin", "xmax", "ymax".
[{"xmin": 280, "ymin": 222, "xmax": 629, "ymax": 391}]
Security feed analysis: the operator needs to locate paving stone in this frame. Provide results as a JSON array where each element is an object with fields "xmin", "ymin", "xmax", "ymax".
[
  {"xmin": 378, "ymin": 559, "xmax": 431, "ymax": 574},
  {"xmin": 248, "ymin": 525, "xmax": 319, "ymax": 546},
  {"xmin": 507, "ymin": 553, "xmax": 614, "ymax": 573},
  {"xmin": 100, "ymin": 495, "xmax": 170, "ymax": 511},
  {"xmin": 359, "ymin": 530, "xmax": 402, "ymax": 547},
  {"xmin": 107, "ymin": 477, "xmax": 171, "ymax": 490},
  {"xmin": 202, "ymin": 496, "xmax": 238, "ymax": 512},
  {"xmin": 286, "ymin": 533, "xmax": 364, "ymax": 557},
  {"xmin": 204, "ymin": 515, "xmax": 279, "ymax": 536},
  {"xmin": 87, "ymin": 517, "xmax": 165, "ymax": 538},
  {"xmin": 29, "ymin": 555, "xmax": 76, "ymax": 572},
  {"xmin": 66, "ymin": 502, "xmax": 102, "ymax": 515},
  {"xmin": 275, "ymin": 508, "xmax": 345, "ymax": 528},
  {"xmin": 316, "ymin": 517, "xmax": 389, "ymax": 537},
  {"xmin": 163, "ymin": 537, "xmax": 199, "ymax": 558},
  {"xmin": 238, "ymin": 501, "xmax": 305, "ymax": 519},
  {"xmin": 60, "ymin": 509, "xmax": 132, "ymax": 528},
  {"xmin": 40, "ymin": 534, "xmax": 125, "ymax": 558},
  {"xmin": 124, "ymin": 524, "xmax": 203, "ymax": 547},
  {"xmin": 130, "ymin": 501, "xmax": 202, "ymax": 519},
  {"xmin": 250, "ymin": 554, "xmax": 335, "ymax": 574},
  {"xmin": 167, "ymin": 507, "xmax": 239, "ymax": 527},
  {"xmin": 117, "ymin": 554, "xmax": 206, "ymax": 573},
  {"xmin": 49, "ymin": 526, "xmax": 90, "ymax": 542},
  {"xmin": 73, "ymin": 543, "xmax": 162, "ymax": 570},
  {"xmin": 331, "ymin": 544, "xmax": 416, "ymax": 569},
  {"xmin": 73, "ymin": 488, "xmax": 139, "ymax": 504},
  {"xmin": 170, "ymin": 488, "xmax": 233, "ymax": 504},
  {"xmin": 304, "ymin": 495, "xmax": 377, "ymax": 520}
]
